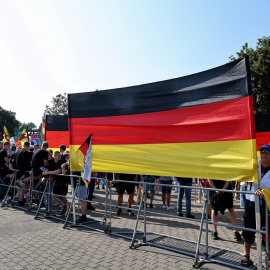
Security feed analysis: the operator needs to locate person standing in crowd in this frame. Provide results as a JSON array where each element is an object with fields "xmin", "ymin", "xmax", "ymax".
[
  {"xmin": 16, "ymin": 141, "xmax": 49, "ymax": 189},
  {"xmin": 59, "ymin": 144, "xmax": 66, "ymax": 160},
  {"xmin": 42, "ymin": 151, "xmax": 67, "ymax": 216},
  {"xmin": 177, "ymin": 177, "xmax": 195, "ymax": 218},
  {"xmin": 208, "ymin": 179, "xmax": 241, "ymax": 241},
  {"xmin": 241, "ymin": 144, "xmax": 270, "ymax": 267},
  {"xmin": 15, "ymin": 142, "xmax": 32, "ymax": 206},
  {"xmin": 34, "ymin": 144, "xmax": 40, "ymax": 152},
  {"xmin": 0, "ymin": 141, "xmax": 14, "ymax": 181},
  {"xmin": 142, "ymin": 175, "xmax": 156, "ymax": 208},
  {"xmin": 160, "ymin": 176, "xmax": 174, "ymax": 210},
  {"xmin": 116, "ymin": 173, "xmax": 137, "ymax": 216},
  {"xmin": 0, "ymin": 141, "xmax": 3, "ymax": 150}
]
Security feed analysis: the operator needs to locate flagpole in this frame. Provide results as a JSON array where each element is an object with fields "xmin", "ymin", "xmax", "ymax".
[{"xmin": 66, "ymin": 133, "xmax": 92, "ymax": 163}]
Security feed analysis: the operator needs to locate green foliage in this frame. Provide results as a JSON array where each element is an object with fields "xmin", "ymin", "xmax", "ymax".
[
  {"xmin": 19, "ymin": 122, "xmax": 38, "ymax": 132},
  {"xmin": 0, "ymin": 106, "xmax": 21, "ymax": 138},
  {"xmin": 43, "ymin": 93, "xmax": 68, "ymax": 117},
  {"xmin": 230, "ymin": 36, "xmax": 270, "ymax": 114}
]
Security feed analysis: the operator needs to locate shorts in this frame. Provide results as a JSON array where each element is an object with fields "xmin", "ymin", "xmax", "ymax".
[
  {"xmin": 53, "ymin": 181, "xmax": 68, "ymax": 196},
  {"xmin": 160, "ymin": 179, "xmax": 173, "ymax": 194},
  {"xmin": 117, "ymin": 181, "xmax": 135, "ymax": 195},
  {"xmin": 143, "ymin": 176, "xmax": 155, "ymax": 194},
  {"xmin": 75, "ymin": 185, "xmax": 88, "ymax": 200},
  {"xmin": 33, "ymin": 168, "xmax": 43, "ymax": 177},
  {"xmin": 210, "ymin": 191, "xmax": 233, "ymax": 209}
]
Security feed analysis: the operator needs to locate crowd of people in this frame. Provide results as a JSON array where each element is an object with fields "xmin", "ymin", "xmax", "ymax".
[{"xmin": 0, "ymin": 140, "xmax": 270, "ymax": 267}]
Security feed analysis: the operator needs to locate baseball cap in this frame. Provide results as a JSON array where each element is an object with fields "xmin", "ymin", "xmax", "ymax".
[{"xmin": 260, "ymin": 144, "xmax": 270, "ymax": 152}]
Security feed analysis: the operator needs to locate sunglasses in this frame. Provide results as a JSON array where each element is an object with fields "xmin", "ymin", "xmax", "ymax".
[{"xmin": 260, "ymin": 150, "xmax": 270, "ymax": 155}]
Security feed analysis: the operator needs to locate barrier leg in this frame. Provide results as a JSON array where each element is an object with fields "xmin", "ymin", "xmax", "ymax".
[
  {"xmin": 1, "ymin": 174, "xmax": 15, "ymax": 208},
  {"xmin": 103, "ymin": 178, "xmax": 110, "ymax": 233},
  {"xmin": 63, "ymin": 186, "xmax": 77, "ymax": 228},
  {"xmin": 193, "ymin": 190, "xmax": 207, "ymax": 267},
  {"xmin": 34, "ymin": 180, "xmax": 49, "ymax": 219},
  {"xmin": 255, "ymin": 184, "xmax": 262, "ymax": 270},
  {"xmin": 130, "ymin": 190, "xmax": 145, "ymax": 249},
  {"xmin": 70, "ymin": 173, "xmax": 77, "ymax": 225},
  {"xmin": 143, "ymin": 182, "xmax": 147, "ymax": 243},
  {"xmin": 204, "ymin": 189, "xmax": 209, "ymax": 260},
  {"xmin": 27, "ymin": 174, "xmax": 33, "ymax": 211}
]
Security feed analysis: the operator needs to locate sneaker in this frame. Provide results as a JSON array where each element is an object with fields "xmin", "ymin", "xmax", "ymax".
[
  {"xmin": 16, "ymin": 201, "xmax": 26, "ymax": 206},
  {"xmin": 127, "ymin": 209, "xmax": 135, "ymax": 216},
  {"xmin": 186, "ymin": 214, "xmax": 195, "ymax": 219},
  {"xmin": 16, "ymin": 180, "xmax": 23, "ymax": 188},
  {"xmin": 78, "ymin": 215, "xmax": 87, "ymax": 223},
  {"xmin": 95, "ymin": 186, "xmax": 100, "ymax": 190},
  {"xmin": 101, "ymin": 186, "xmax": 105, "ymax": 189},
  {"xmin": 234, "ymin": 231, "xmax": 242, "ymax": 241},
  {"xmin": 87, "ymin": 204, "xmax": 95, "ymax": 210},
  {"xmin": 162, "ymin": 205, "xmax": 167, "ymax": 209},
  {"xmin": 212, "ymin": 232, "xmax": 219, "ymax": 240},
  {"xmin": 117, "ymin": 208, "xmax": 122, "ymax": 215},
  {"xmin": 149, "ymin": 204, "xmax": 154, "ymax": 208},
  {"xmin": 56, "ymin": 205, "xmax": 67, "ymax": 216},
  {"xmin": 166, "ymin": 206, "xmax": 174, "ymax": 210},
  {"xmin": 177, "ymin": 212, "xmax": 183, "ymax": 217}
]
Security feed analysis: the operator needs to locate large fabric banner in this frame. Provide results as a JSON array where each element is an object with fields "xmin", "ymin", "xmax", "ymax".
[
  {"xmin": 45, "ymin": 115, "xmax": 69, "ymax": 152},
  {"xmin": 68, "ymin": 57, "xmax": 258, "ymax": 182},
  {"xmin": 255, "ymin": 114, "xmax": 270, "ymax": 153}
]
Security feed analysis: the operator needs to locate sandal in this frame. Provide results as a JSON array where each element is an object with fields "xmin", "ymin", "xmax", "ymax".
[{"xmin": 241, "ymin": 255, "xmax": 253, "ymax": 267}]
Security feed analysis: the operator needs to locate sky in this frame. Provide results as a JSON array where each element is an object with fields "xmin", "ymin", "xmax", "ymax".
[{"xmin": 0, "ymin": 0, "xmax": 269, "ymax": 127}]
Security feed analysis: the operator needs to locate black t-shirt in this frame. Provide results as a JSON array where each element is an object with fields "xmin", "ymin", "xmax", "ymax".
[
  {"xmin": 211, "ymin": 180, "xmax": 232, "ymax": 190},
  {"xmin": 48, "ymin": 158, "xmax": 65, "ymax": 182},
  {"xmin": 16, "ymin": 148, "xmax": 32, "ymax": 172},
  {"xmin": 0, "ymin": 149, "xmax": 8, "ymax": 169},
  {"xmin": 31, "ymin": 149, "xmax": 48, "ymax": 169}
]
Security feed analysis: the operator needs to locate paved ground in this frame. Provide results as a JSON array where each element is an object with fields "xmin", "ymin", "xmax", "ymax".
[{"xmin": 0, "ymin": 184, "xmax": 261, "ymax": 270}]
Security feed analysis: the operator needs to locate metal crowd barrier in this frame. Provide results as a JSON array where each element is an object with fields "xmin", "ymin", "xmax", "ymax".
[
  {"xmin": 0, "ymin": 170, "xmax": 269, "ymax": 270},
  {"xmin": 0, "ymin": 169, "xmax": 110, "ymax": 232},
  {"xmin": 108, "ymin": 179, "xmax": 268, "ymax": 270}
]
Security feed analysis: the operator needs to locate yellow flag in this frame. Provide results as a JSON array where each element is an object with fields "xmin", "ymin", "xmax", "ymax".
[
  {"xmin": 262, "ymin": 189, "xmax": 270, "ymax": 211},
  {"xmin": 3, "ymin": 126, "xmax": 10, "ymax": 142}
]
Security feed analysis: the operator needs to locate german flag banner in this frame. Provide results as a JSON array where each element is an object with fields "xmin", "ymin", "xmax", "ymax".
[
  {"xmin": 68, "ymin": 57, "xmax": 258, "ymax": 182},
  {"xmin": 255, "ymin": 114, "xmax": 270, "ymax": 155},
  {"xmin": 45, "ymin": 115, "xmax": 69, "ymax": 153}
]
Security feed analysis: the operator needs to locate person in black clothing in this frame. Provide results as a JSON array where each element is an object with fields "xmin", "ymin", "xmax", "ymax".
[
  {"xmin": 16, "ymin": 142, "xmax": 31, "ymax": 179},
  {"xmin": 116, "ymin": 173, "xmax": 137, "ymax": 216},
  {"xmin": 16, "ymin": 142, "xmax": 32, "ymax": 206},
  {"xmin": 241, "ymin": 144, "xmax": 270, "ymax": 267},
  {"xmin": 16, "ymin": 141, "xmax": 49, "ymax": 189},
  {"xmin": 42, "ymin": 151, "xmax": 67, "ymax": 216},
  {"xmin": 59, "ymin": 144, "xmax": 66, "ymax": 161},
  {"xmin": 209, "ymin": 179, "xmax": 241, "ymax": 241},
  {"xmin": 0, "ymin": 141, "xmax": 14, "ymax": 180}
]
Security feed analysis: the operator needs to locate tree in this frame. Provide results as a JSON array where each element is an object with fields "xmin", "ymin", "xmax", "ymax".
[
  {"xmin": 19, "ymin": 122, "xmax": 38, "ymax": 132},
  {"xmin": 43, "ymin": 93, "xmax": 68, "ymax": 118},
  {"xmin": 230, "ymin": 36, "xmax": 270, "ymax": 115},
  {"xmin": 0, "ymin": 106, "xmax": 21, "ymax": 139}
]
